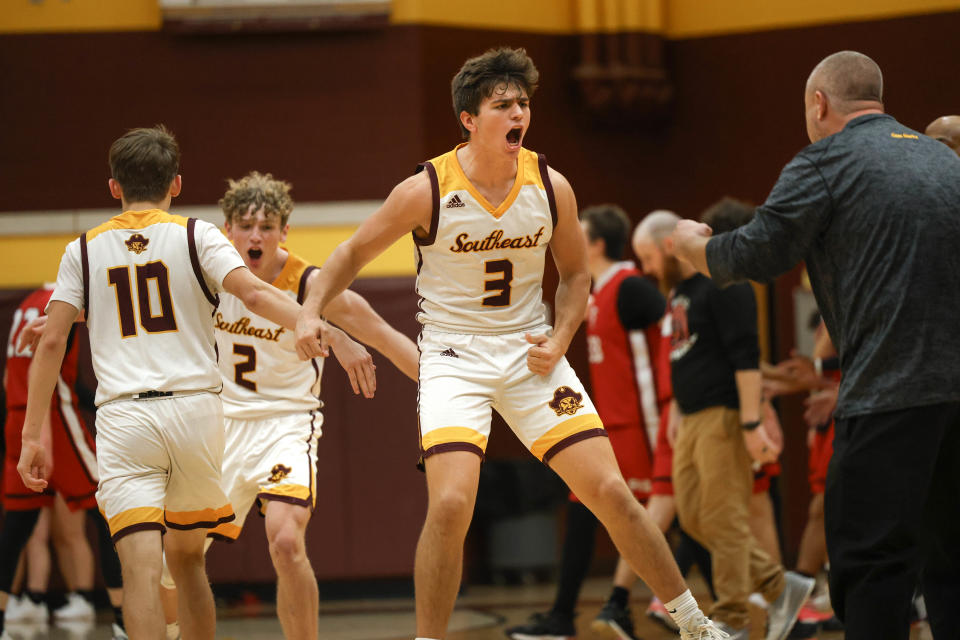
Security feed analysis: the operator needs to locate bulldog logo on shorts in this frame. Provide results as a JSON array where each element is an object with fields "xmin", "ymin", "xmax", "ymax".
[
  {"xmin": 268, "ymin": 464, "xmax": 292, "ymax": 483},
  {"xmin": 125, "ymin": 233, "xmax": 149, "ymax": 254},
  {"xmin": 548, "ymin": 386, "xmax": 584, "ymax": 416}
]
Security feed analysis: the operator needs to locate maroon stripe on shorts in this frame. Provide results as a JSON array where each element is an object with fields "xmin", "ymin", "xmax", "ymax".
[
  {"xmin": 542, "ymin": 428, "xmax": 608, "ymax": 465},
  {"xmin": 421, "ymin": 442, "xmax": 485, "ymax": 461},
  {"xmin": 111, "ymin": 521, "xmax": 165, "ymax": 544}
]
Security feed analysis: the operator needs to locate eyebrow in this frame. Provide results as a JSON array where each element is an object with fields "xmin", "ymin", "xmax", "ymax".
[{"xmin": 490, "ymin": 96, "xmax": 529, "ymax": 105}]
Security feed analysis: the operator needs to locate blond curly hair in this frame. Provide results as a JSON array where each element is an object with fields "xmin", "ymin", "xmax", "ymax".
[{"xmin": 219, "ymin": 171, "xmax": 294, "ymax": 226}]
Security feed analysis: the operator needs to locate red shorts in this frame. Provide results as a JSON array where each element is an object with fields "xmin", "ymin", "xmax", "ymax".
[
  {"xmin": 752, "ymin": 461, "xmax": 781, "ymax": 494},
  {"xmin": 651, "ymin": 409, "xmax": 674, "ymax": 496},
  {"xmin": 569, "ymin": 421, "xmax": 653, "ymax": 503},
  {"xmin": 3, "ymin": 410, "xmax": 98, "ymax": 512},
  {"xmin": 808, "ymin": 422, "xmax": 835, "ymax": 495}
]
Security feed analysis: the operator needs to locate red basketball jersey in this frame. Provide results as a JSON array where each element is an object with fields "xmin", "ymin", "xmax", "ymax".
[
  {"xmin": 586, "ymin": 265, "xmax": 662, "ymax": 441},
  {"xmin": 5, "ymin": 287, "xmax": 86, "ymax": 438}
]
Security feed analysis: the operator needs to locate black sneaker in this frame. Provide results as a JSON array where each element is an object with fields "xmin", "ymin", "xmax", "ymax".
[
  {"xmin": 505, "ymin": 610, "xmax": 576, "ymax": 639},
  {"xmin": 591, "ymin": 601, "xmax": 639, "ymax": 640}
]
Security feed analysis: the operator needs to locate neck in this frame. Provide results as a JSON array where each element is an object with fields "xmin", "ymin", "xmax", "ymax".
[
  {"xmin": 121, "ymin": 198, "xmax": 169, "ymax": 212},
  {"xmin": 678, "ymin": 259, "xmax": 698, "ymax": 280},
  {"xmin": 590, "ymin": 256, "xmax": 617, "ymax": 282},
  {"xmin": 841, "ymin": 105, "xmax": 885, "ymax": 125},
  {"xmin": 457, "ymin": 141, "xmax": 518, "ymax": 187}
]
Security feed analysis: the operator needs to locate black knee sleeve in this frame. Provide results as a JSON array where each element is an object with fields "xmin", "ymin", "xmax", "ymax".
[
  {"xmin": 89, "ymin": 509, "xmax": 122, "ymax": 589},
  {"xmin": 0, "ymin": 509, "xmax": 41, "ymax": 592}
]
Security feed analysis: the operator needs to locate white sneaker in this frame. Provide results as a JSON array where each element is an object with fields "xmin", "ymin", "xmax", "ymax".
[
  {"xmin": 5, "ymin": 594, "xmax": 49, "ymax": 623},
  {"xmin": 679, "ymin": 614, "xmax": 733, "ymax": 639},
  {"xmin": 765, "ymin": 571, "xmax": 816, "ymax": 640},
  {"xmin": 53, "ymin": 593, "xmax": 95, "ymax": 621},
  {"xmin": 166, "ymin": 621, "xmax": 182, "ymax": 640},
  {"xmin": 54, "ymin": 618, "xmax": 94, "ymax": 640},
  {"xmin": 111, "ymin": 622, "xmax": 130, "ymax": 640}
]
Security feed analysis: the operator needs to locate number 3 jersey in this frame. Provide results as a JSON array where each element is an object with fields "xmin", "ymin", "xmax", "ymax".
[
  {"xmin": 50, "ymin": 210, "xmax": 245, "ymax": 405},
  {"xmin": 215, "ymin": 251, "xmax": 322, "ymax": 420},
  {"xmin": 413, "ymin": 145, "xmax": 556, "ymax": 335}
]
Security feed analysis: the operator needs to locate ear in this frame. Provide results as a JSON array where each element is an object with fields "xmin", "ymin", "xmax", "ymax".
[
  {"xmin": 815, "ymin": 90, "xmax": 828, "ymax": 121},
  {"xmin": 224, "ymin": 221, "xmax": 234, "ymax": 240},
  {"xmin": 169, "ymin": 174, "xmax": 183, "ymax": 198},
  {"xmin": 280, "ymin": 223, "xmax": 290, "ymax": 243},
  {"xmin": 460, "ymin": 110, "xmax": 477, "ymax": 135},
  {"xmin": 108, "ymin": 178, "xmax": 123, "ymax": 200},
  {"xmin": 662, "ymin": 235, "xmax": 675, "ymax": 254}
]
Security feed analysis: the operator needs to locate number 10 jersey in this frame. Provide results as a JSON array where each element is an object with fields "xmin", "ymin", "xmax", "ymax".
[
  {"xmin": 413, "ymin": 145, "xmax": 557, "ymax": 335},
  {"xmin": 50, "ymin": 210, "xmax": 245, "ymax": 405}
]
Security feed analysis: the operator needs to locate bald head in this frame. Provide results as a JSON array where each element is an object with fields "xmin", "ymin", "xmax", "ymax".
[
  {"xmin": 806, "ymin": 51, "xmax": 884, "ymax": 111},
  {"xmin": 925, "ymin": 115, "xmax": 960, "ymax": 156},
  {"xmin": 633, "ymin": 209, "xmax": 680, "ymax": 247}
]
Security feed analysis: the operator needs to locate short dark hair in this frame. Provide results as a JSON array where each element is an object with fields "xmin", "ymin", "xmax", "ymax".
[
  {"xmin": 451, "ymin": 47, "xmax": 539, "ymax": 139},
  {"xmin": 581, "ymin": 204, "xmax": 631, "ymax": 260},
  {"xmin": 700, "ymin": 197, "xmax": 755, "ymax": 233},
  {"xmin": 108, "ymin": 125, "xmax": 180, "ymax": 203}
]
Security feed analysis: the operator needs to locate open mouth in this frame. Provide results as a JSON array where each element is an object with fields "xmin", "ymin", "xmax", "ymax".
[
  {"xmin": 248, "ymin": 248, "xmax": 263, "ymax": 260},
  {"xmin": 506, "ymin": 126, "xmax": 523, "ymax": 147}
]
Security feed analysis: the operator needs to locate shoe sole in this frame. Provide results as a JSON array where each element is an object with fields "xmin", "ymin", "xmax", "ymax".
[
  {"xmin": 590, "ymin": 618, "xmax": 635, "ymax": 640},
  {"xmin": 508, "ymin": 634, "xmax": 572, "ymax": 640}
]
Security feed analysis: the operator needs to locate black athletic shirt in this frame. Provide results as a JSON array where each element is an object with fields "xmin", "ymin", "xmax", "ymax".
[{"xmin": 668, "ymin": 274, "xmax": 759, "ymax": 414}]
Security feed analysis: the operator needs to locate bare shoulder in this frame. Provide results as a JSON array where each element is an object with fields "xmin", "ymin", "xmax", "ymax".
[
  {"xmin": 381, "ymin": 170, "xmax": 433, "ymax": 233},
  {"xmin": 546, "ymin": 165, "xmax": 573, "ymax": 193},
  {"xmin": 544, "ymin": 165, "xmax": 578, "ymax": 222}
]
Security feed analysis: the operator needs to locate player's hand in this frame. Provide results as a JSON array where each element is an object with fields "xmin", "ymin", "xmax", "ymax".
[
  {"xmin": 525, "ymin": 331, "xmax": 564, "ymax": 376},
  {"xmin": 17, "ymin": 438, "xmax": 50, "ymax": 492},
  {"xmin": 762, "ymin": 352, "xmax": 824, "ymax": 395},
  {"xmin": 295, "ymin": 312, "xmax": 330, "ymax": 361},
  {"xmin": 803, "ymin": 385, "xmax": 839, "ymax": 430},
  {"xmin": 743, "ymin": 427, "xmax": 780, "ymax": 464},
  {"xmin": 18, "ymin": 315, "xmax": 47, "ymax": 354},
  {"xmin": 327, "ymin": 329, "xmax": 377, "ymax": 398},
  {"xmin": 667, "ymin": 412, "xmax": 681, "ymax": 448},
  {"xmin": 761, "ymin": 399, "xmax": 784, "ymax": 450}
]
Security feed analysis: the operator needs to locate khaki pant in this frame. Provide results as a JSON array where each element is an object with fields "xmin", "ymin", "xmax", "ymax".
[{"xmin": 673, "ymin": 406, "xmax": 785, "ymax": 629}]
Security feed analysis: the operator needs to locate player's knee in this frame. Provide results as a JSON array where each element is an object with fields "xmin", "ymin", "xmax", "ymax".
[
  {"xmin": 579, "ymin": 472, "xmax": 634, "ymax": 513},
  {"xmin": 267, "ymin": 527, "xmax": 305, "ymax": 568},
  {"xmin": 427, "ymin": 489, "xmax": 474, "ymax": 529}
]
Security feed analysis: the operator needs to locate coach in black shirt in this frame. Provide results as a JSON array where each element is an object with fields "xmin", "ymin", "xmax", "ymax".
[{"xmin": 673, "ymin": 51, "xmax": 960, "ymax": 639}]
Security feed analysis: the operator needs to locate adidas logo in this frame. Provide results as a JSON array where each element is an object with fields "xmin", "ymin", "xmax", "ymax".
[
  {"xmin": 445, "ymin": 194, "xmax": 466, "ymax": 208},
  {"xmin": 440, "ymin": 348, "xmax": 459, "ymax": 358}
]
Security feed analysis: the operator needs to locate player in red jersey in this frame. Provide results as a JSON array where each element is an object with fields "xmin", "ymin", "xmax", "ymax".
[{"xmin": 1, "ymin": 287, "xmax": 125, "ymax": 639}]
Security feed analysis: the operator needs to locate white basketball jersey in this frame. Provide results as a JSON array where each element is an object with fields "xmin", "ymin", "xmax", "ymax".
[
  {"xmin": 50, "ymin": 210, "xmax": 245, "ymax": 405},
  {"xmin": 413, "ymin": 145, "xmax": 556, "ymax": 334},
  {"xmin": 216, "ymin": 251, "xmax": 323, "ymax": 420}
]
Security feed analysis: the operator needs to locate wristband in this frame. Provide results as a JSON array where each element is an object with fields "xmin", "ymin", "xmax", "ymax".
[{"xmin": 741, "ymin": 420, "xmax": 761, "ymax": 432}]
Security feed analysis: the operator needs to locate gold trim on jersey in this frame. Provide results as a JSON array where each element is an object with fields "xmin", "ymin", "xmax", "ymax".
[
  {"xmin": 429, "ymin": 145, "xmax": 545, "ymax": 219},
  {"xmin": 86, "ymin": 209, "xmax": 188, "ymax": 243},
  {"xmin": 420, "ymin": 426, "xmax": 489, "ymax": 452},
  {"xmin": 271, "ymin": 249, "xmax": 312, "ymax": 294},
  {"xmin": 529, "ymin": 414, "xmax": 604, "ymax": 460},
  {"xmin": 208, "ymin": 521, "xmax": 243, "ymax": 540}
]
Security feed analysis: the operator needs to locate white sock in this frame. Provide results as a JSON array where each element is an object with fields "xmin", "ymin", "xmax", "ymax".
[
  {"xmin": 166, "ymin": 621, "xmax": 181, "ymax": 640},
  {"xmin": 664, "ymin": 589, "xmax": 703, "ymax": 631},
  {"xmin": 414, "ymin": 638, "xmax": 442, "ymax": 640}
]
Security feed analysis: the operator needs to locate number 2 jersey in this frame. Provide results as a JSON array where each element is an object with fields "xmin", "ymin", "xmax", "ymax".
[
  {"xmin": 215, "ymin": 251, "xmax": 323, "ymax": 420},
  {"xmin": 413, "ymin": 145, "xmax": 556, "ymax": 335},
  {"xmin": 50, "ymin": 209, "xmax": 245, "ymax": 405}
]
